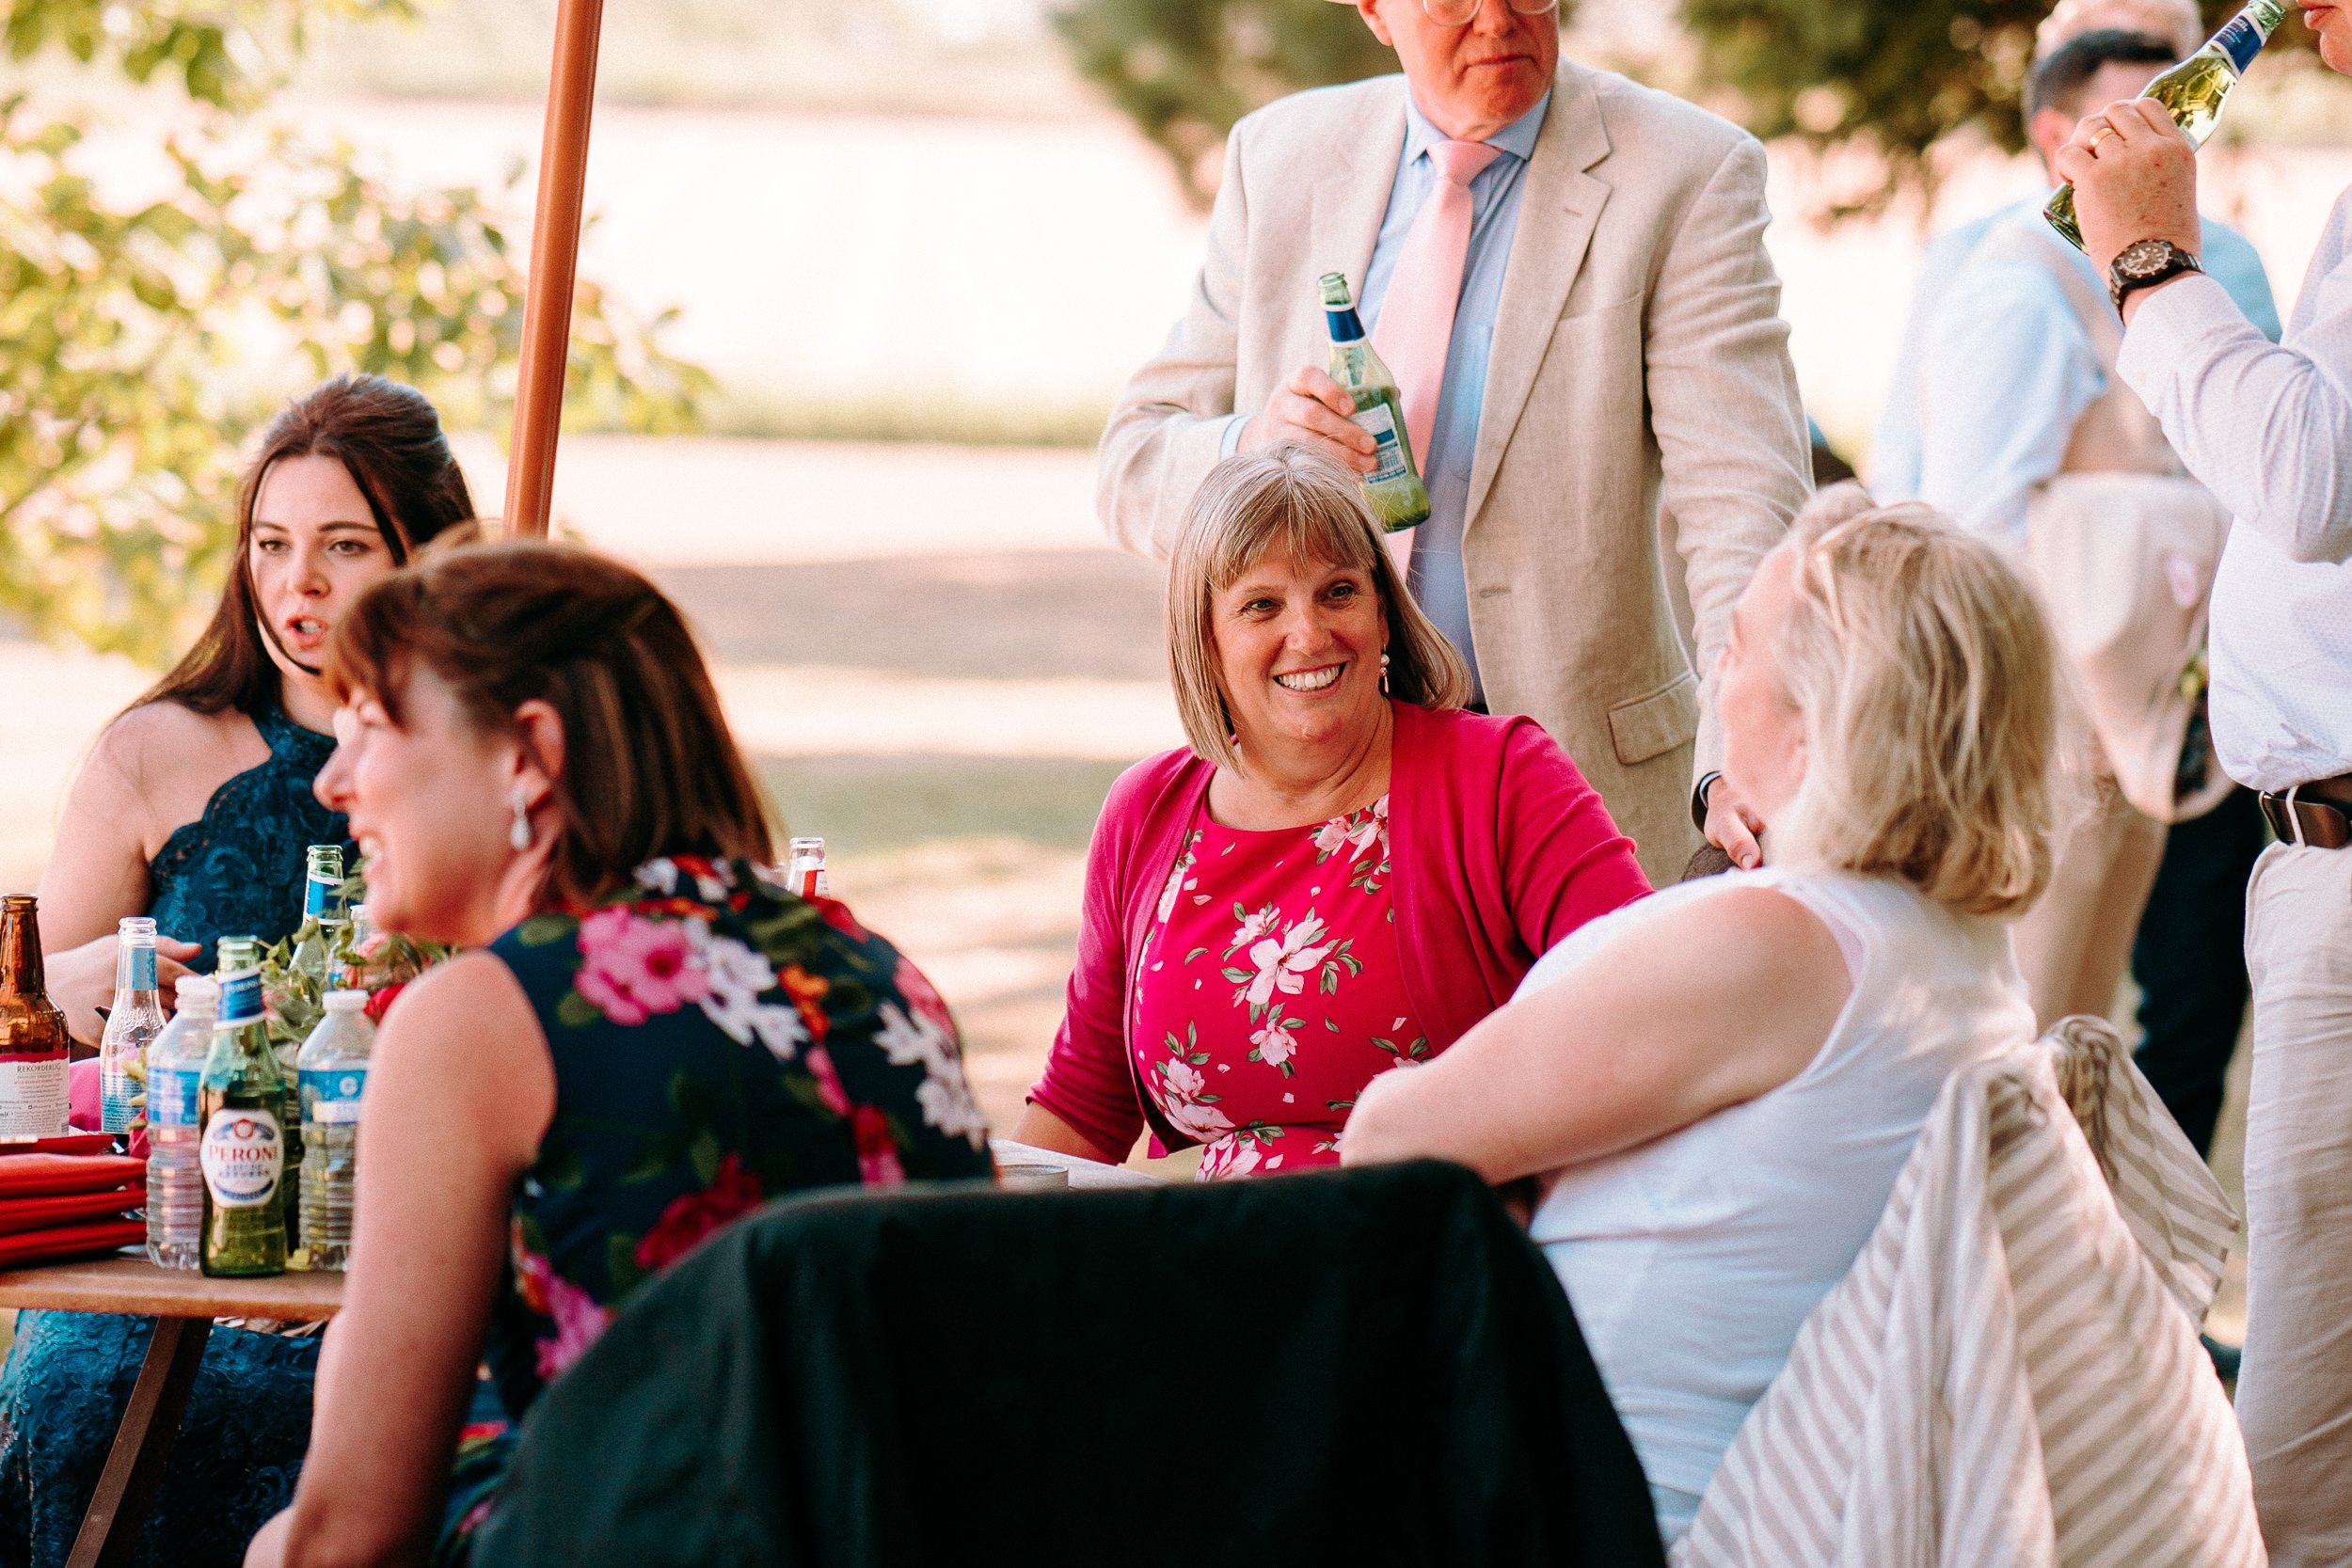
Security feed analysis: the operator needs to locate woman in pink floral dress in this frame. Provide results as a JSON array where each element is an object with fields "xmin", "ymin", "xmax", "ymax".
[{"xmin": 1018, "ymin": 446, "xmax": 1652, "ymax": 1178}]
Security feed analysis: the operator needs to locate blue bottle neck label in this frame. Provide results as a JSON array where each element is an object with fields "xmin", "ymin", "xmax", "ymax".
[
  {"xmin": 2215, "ymin": 14, "xmax": 2265, "ymax": 72},
  {"xmin": 1325, "ymin": 307, "xmax": 1367, "ymax": 342},
  {"xmin": 120, "ymin": 944, "xmax": 156, "ymax": 992},
  {"xmin": 216, "ymin": 970, "xmax": 263, "ymax": 1026},
  {"xmin": 305, "ymin": 873, "xmax": 339, "ymax": 919}
]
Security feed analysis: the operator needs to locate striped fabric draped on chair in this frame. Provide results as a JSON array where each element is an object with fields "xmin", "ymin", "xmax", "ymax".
[{"xmin": 1677, "ymin": 1017, "xmax": 2260, "ymax": 1568}]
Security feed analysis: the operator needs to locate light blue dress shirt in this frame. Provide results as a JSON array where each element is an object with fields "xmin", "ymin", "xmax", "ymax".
[
  {"xmin": 1225, "ymin": 91, "xmax": 1549, "ymax": 704},
  {"xmin": 1874, "ymin": 199, "xmax": 2280, "ymax": 530}
]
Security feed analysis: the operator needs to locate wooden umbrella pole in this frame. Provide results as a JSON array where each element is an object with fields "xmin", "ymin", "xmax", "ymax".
[{"xmin": 502, "ymin": 0, "xmax": 608, "ymax": 538}]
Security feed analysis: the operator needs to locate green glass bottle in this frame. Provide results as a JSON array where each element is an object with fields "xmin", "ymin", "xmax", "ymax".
[
  {"xmin": 2046, "ymin": 0, "xmax": 2288, "ymax": 249},
  {"xmin": 289, "ymin": 845, "xmax": 346, "ymax": 991},
  {"xmin": 1318, "ymin": 272, "xmax": 1432, "ymax": 533},
  {"xmin": 199, "ymin": 938, "xmax": 287, "ymax": 1277}
]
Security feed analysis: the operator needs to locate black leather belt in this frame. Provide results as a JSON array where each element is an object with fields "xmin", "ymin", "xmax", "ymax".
[{"xmin": 2259, "ymin": 775, "xmax": 2352, "ymax": 849}]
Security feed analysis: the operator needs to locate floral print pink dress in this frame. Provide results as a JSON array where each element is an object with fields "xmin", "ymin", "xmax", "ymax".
[{"xmin": 1135, "ymin": 795, "xmax": 1429, "ymax": 1180}]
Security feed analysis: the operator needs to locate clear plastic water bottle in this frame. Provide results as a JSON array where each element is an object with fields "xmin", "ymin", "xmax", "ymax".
[
  {"xmin": 145, "ymin": 974, "xmax": 217, "ymax": 1270},
  {"xmin": 100, "ymin": 917, "xmax": 168, "ymax": 1133},
  {"xmin": 294, "ymin": 990, "xmax": 374, "ymax": 1271}
]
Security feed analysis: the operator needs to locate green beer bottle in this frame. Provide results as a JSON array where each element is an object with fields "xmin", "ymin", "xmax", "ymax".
[
  {"xmin": 2045, "ymin": 0, "xmax": 2288, "ymax": 249},
  {"xmin": 1318, "ymin": 272, "xmax": 1432, "ymax": 533},
  {"xmin": 289, "ymin": 845, "xmax": 346, "ymax": 991},
  {"xmin": 200, "ymin": 938, "xmax": 288, "ymax": 1277}
]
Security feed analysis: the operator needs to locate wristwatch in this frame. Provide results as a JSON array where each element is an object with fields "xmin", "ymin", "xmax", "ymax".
[
  {"xmin": 2108, "ymin": 238, "xmax": 2203, "ymax": 313},
  {"xmin": 1691, "ymin": 770, "xmax": 1723, "ymax": 835}
]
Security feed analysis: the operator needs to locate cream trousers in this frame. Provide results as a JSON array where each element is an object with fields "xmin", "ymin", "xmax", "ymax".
[{"xmin": 2238, "ymin": 841, "xmax": 2352, "ymax": 1568}]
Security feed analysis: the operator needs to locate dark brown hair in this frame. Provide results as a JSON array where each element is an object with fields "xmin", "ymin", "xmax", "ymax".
[
  {"xmin": 326, "ymin": 540, "xmax": 775, "ymax": 910},
  {"xmin": 142, "ymin": 373, "xmax": 475, "ymax": 717}
]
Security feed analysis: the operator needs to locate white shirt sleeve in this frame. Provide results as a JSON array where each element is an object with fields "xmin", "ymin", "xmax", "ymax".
[{"xmin": 2118, "ymin": 267, "xmax": 2352, "ymax": 566}]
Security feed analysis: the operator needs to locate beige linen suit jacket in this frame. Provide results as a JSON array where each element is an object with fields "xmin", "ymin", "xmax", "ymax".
[{"xmin": 1098, "ymin": 58, "xmax": 1813, "ymax": 885}]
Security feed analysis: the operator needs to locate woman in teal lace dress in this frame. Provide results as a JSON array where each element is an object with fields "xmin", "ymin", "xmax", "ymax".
[
  {"xmin": 244, "ymin": 541, "xmax": 992, "ymax": 1567},
  {"xmin": 0, "ymin": 375, "xmax": 475, "ymax": 1568}
]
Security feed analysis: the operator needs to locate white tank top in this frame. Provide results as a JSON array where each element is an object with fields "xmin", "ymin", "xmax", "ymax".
[{"xmin": 1523, "ymin": 867, "xmax": 2034, "ymax": 1541}]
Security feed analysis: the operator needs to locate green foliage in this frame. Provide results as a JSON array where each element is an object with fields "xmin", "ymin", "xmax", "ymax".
[
  {"xmin": 1054, "ymin": 0, "xmax": 1401, "ymax": 205},
  {"xmin": 1680, "ymin": 0, "xmax": 2293, "ymax": 208},
  {"xmin": 0, "ymin": 0, "xmax": 713, "ymax": 664}
]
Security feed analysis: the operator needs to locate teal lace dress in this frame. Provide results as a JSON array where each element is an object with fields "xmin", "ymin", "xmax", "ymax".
[
  {"xmin": 437, "ymin": 856, "xmax": 993, "ymax": 1562},
  {"xmin": 0, "ymin": 700, "xmax": 353, "ymax": 1568}
]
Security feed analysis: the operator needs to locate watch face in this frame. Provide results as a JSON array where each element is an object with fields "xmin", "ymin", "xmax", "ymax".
[{"xmin": 2121, "ymin": 239, "xmax": 2177, "ymax": 278}]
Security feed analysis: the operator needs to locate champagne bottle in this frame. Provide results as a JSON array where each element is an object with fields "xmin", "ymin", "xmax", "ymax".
[
  {"xmin": 1318, "ymin": 273, "xmax": 1432, "ymax": 533},
  {"xmin": 2046, "ymin": 0, "xmax": 2289, "ymax": 249},
  {"xmin": 200, "ymin": 937, "xmax": 288, "ymax": 1276},
  {"xmin": 0, "ymin": 896, "xmax": 71, "ymax": 1140}
]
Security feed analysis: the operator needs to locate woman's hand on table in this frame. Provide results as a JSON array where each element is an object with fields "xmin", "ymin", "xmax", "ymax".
[{"xmin": 45, "ymin": 932, "xmax": 199, "ymax": 1046}]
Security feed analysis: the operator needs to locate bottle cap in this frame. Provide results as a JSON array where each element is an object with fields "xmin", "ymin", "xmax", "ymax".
[
  {"xmin": 324, "ymin": 990, "xmax": 370, "ymax": 1012},
  {"xmin": 174, "ymin": 974, "xmax": 219, "ymax": 1005}
]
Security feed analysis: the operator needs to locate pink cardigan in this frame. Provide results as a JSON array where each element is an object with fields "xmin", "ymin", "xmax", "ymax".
[{"xmin": 1029, "ymin": 702, "xmax": 1653, "ymax": 1159}]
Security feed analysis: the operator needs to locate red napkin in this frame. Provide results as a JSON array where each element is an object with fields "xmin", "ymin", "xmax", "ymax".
[
  {"xmin": 0, "ymin": 1187, "xmax": 146, "ymax": 1237},
  {"xmin": 0, "ymin": 1133, "xmax": 119, "ymax": 1158},
  {"xmin": 0, "ymin": 1218, "xmax": 147, "ymax": 1271},
  {"xmin": 0, "ymin": 1155, "xmax": 147, "ymax": 1199}
]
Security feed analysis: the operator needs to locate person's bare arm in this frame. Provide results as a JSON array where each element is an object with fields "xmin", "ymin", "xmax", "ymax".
[
  {"xmin": 1343, "ymin": 887, "xmax": 1848, "ymax": 1183},
  {"xmin": 248, "ymin": 953, "xmax": 553, "ymax": 1568},
  {"xmin": 38, "ymin": 714, "xmax": 198, "ymax": 1039},
  {"xmin": 1009, "ymin": 1102, "xmax": 1123, "ymax": 1164}
]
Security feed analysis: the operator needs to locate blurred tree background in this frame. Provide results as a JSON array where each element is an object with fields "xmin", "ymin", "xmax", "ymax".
[
  {"xmin": 1, "ymin": 0, "xmax": 709, "ymax": 665},
  {"xmin": 1056, "ymin": 0, "xmax": 2311, "ymax": 209}
]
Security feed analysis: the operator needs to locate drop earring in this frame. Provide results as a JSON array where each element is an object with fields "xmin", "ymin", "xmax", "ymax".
[
  {"xmin": 509, "ymin": 784, "xmax": 533, "ymax": 853},
  {"xmin": 1379, "ymin": 649, "xmax": 1391, "ymax": 696}
]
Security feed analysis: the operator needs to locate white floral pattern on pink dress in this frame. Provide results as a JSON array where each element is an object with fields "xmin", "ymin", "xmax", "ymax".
[{"xmin": 1131, "ymin": 796, "xmax": 1430, "ymax": 1180}]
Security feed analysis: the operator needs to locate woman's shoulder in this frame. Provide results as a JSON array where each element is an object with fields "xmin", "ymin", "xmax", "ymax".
[
  {"xmin": 1395, "ymin": 702, "xmax": 1575, "ymax": 774},
  {"xmin": 92, "ymin": 700, "xmax": 255, "ymax": 782}
]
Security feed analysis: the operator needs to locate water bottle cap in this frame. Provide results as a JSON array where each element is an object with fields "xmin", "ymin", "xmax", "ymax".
[
  {"xmin": 174, "ymin": 974, "xmax": 218, "ymax": 1004},
  {"xmin": 325, "ymin": 990, "xmax": 370, "ymax": 1012}
]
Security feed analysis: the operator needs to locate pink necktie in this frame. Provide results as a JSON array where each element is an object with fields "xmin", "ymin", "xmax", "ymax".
[{"xmin": 1373, "ymin": 139, "xmax": 1502, "ymax": 490}]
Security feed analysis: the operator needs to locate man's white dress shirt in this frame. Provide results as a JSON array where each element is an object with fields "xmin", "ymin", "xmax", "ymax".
[{"xmin": 2118, "ymin": 192, "xmax": 2352, "ymax": 793}]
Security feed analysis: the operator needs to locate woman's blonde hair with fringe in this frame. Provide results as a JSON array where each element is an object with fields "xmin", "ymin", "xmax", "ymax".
[
  {"xmin": 1767, "ymin": 483, "xmax": 2059, "ymax": 919},
  {"xmin": 1166, "ymin": 445, "xmax": 1471, "ymax": 771}
]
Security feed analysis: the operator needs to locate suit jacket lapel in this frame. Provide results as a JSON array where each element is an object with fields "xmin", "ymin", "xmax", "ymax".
[
  {"xmin": 1467, "ymin": 62, "xmax": 1613, "ymax": 530},
  {"xmin": 1311, "ymin": 83, "xmax": 1408, "ymax": 304}
]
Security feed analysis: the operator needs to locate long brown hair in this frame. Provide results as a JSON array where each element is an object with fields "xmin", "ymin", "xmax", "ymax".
[
  {"xmin": 142, "ymin": 374, "xmax": 475, "ymax": 717},
  {"xmin": 325, "ymin": 540, "xmax": 775, "ymax": 910}
]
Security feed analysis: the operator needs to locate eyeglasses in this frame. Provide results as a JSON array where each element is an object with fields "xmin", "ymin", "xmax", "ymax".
[{"xmin": 1422, "ymin": 0, "xmax": 1559, "ymax": 24}]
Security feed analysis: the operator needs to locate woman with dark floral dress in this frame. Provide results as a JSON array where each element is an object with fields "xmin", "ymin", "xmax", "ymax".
[{"xmin": 242, "ymin": 544, "xmax": 990, "ymax": 1568}]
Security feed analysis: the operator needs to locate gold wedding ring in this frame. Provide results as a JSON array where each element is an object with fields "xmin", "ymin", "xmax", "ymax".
[{"xmin": 2090, "ymin": 123, "xmax": 2118, "ymax": 150}]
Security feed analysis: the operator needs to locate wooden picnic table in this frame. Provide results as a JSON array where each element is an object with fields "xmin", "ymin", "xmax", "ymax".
[{"xmin": 0, "ymin": 1256, "xmax": 344, "ymax": 1568}]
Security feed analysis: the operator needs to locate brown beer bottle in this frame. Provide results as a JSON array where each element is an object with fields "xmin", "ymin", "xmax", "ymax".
[{"xmin": 0, "ymin": 895, "xmax": 72, "ymax": 1139}]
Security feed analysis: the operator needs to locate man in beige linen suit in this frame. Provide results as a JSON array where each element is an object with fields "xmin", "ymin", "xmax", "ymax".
[{"xmin": 1097, "ymin": 0, "xmax": 1813, "ymax": 885}]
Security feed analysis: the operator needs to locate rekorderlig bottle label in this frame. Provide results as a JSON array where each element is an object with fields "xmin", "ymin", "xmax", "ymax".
[
  {"xmin": 0, "ymin": 1061, "xmax": 70, "ymax": 1138},
  {"xmin": 200, "ymin": 1108, "xmax": 282, "ymax": 1206},
  {"xmin": 149, "ymin": 1067, "xmax": 201, "ymax": 1130},
  {"xmin": 300, "ymin": 1068, "xmax": 368, "ymax": 1126}
]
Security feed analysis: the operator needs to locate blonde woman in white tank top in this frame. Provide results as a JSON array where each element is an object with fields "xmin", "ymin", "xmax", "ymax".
[{"xmin": 1347, "ymin": 486, "xmax": 2061, "ymax": 1544}]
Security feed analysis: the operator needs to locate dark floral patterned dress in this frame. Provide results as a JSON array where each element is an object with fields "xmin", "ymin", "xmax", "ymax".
[{"xmin": 437, "ymin": 855, "xmax": 993, "ymax": 1560}]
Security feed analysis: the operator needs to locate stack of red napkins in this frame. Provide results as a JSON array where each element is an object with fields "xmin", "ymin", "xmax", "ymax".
[{"xmin": 0, "ymin": 1151, "xmax": 147, "ymax": 1269}]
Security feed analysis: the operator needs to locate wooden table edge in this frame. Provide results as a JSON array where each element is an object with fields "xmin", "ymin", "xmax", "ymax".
[{"xmin": 0, "ymin": 1254, "xmax": 344, "ymax": 1320}]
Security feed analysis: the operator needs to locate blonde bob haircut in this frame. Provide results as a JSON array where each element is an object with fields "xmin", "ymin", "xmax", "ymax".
[
  {"xmin": 1167, "ymin": 445, "xmax": 1471, "ymax": 770},
  {"xmin": 1767, "ymin": 483, "xmax": 2058, "ymax": 920}
]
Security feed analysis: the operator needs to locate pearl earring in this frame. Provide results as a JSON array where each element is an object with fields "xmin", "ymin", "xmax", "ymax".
[{"xmin": 509, "ymin": 784, "xmax": 533, "ymax": 852}]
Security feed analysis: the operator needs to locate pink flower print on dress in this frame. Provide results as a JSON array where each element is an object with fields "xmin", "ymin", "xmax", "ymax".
[
  {"xmin": 851, "ymin": 1104, "xmax": 908, "ymax": 1188},
  {"xmin": 512, "ymin": 1242, "xmax": 614, "ymax": 1382},
  {"xmin": 574, "ymin": 906, "xmax": 710, "ymax": 1026},
  {"xmin": 1226, "ymin": 902, "xmax": 1279, "ymax": 956},
  {"xmin": 1152, "ymin": 1031, "xmax": 1235, "ymax": 1142},
  {"xmin": 893, "ymin": 956, "xmax": 956, "ymax": 1037},
  {"xmin": 803, "ymin": 1044, "xmax": 852, "ymax": 1117},
  {"xmin": 1242, "ymin": 912, "xmax": 1334, "ymax": 1013}
]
